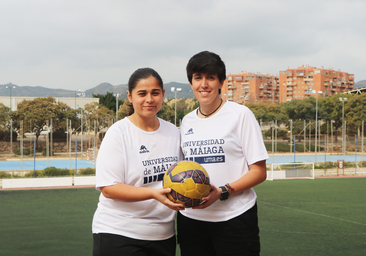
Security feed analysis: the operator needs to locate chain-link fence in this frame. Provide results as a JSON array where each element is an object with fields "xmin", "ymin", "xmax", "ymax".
[
  {"xmin": 0, "ymin": 118, "xmax": 114, "ymax": 162},
  {"xmin": 1, "ymin": 117, "xmax": 365, "ymax": 175}
]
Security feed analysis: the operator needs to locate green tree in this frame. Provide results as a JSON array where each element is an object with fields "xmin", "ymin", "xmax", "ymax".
[
  {"xmin": 321, "ymin": 94, "xmax": 351, "ymax": 141},
  {"xmin": 282, "ymin": 98, "xmax": 327, "ymax": 121},
  {"xmin": 158, "ymin": 102, "xmax": 175, "ymax": 123},
  {"xmin": 117, "ymin": 100, "xmax": 131, "ymax": 120},
  {"xmin": 83, "ymin": 102, "xmax": 114, "ymax": 134},
  {"xmin": 246, "ymin": 102, "xmax": 287, "ymax": 124},
  {"xmin": 93, "ymin": 92, "xmax": 124, "ymax": 115},
  {"xmin": 0, "ymin": 103, "xmax": 12, "ymax": 131},
  {"xmin": 14, "ymin": 97, "xmax": 76, "ymax": 144},
  {"xmin": 344, "ymin": 93, "xmax": 366, "ymax": 136}
]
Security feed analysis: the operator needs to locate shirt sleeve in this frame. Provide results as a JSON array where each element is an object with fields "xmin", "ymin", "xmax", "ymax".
[
  {"xmin": 95, "ymin": 127, "xmax": 125, "ymax": 191},
  {"xmin": 239, "ymin": 108, "xmax": 269, "ymax": 166}
]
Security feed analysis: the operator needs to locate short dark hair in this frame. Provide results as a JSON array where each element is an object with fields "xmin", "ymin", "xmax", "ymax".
[
  {"xmin": 127, "ymin": 68, "xmax": 163, "ymax": 115},
  {"xmin": 186, "ymin": 51, "xmax": 226, "ymax": 84}
]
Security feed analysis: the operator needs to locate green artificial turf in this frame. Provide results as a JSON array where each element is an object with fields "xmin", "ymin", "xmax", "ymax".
[
  {"xmin": 0, "ymin": 188, "xmax": 100, "ymax": 256},
  {"xmin": 256, "ymin": 178, "xmax": 366, "ymax": 256},
  {"xmin": 1, "ymin": 178, "xmax": 365, "ymax": 256}
]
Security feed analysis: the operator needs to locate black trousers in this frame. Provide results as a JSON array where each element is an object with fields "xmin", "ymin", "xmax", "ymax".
[
  {"xmin": 93, "ymin": 233, "xmax": 176, "ymax": 256},
  {"xmin": 177, "ymin": 203, "xmax": 260, "ymax": 256}
]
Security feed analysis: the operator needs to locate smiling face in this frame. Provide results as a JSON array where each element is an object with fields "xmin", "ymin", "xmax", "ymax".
[
  {"xmin": 127, "ymin": 76, "xmax": 165, "ymax": 119},
  {"xmin": 190, "ymin": 73, "xmax": 224, "ymax": 108}
]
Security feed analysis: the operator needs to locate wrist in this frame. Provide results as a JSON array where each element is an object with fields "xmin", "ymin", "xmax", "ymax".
[
  {"xmin": 225, "ymin": 183, "xmax": 235, "ymax": 195},
  {"xmin": 219, "ymin": 186, "xmax": 229, "ymax": 201}
]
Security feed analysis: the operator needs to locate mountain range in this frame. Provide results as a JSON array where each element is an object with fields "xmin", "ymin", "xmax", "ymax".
[
  {"xmin": 1, "ymin": 80, "xmax": 365, "ymax": 99},
  {"xmin": 0, "ymin": 82, "xmax": 193, "ymax": 99}
]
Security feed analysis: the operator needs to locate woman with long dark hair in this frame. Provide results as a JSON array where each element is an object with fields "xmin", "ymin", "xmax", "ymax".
[{"xmin": 92, "ymin": 68, "xmax": 183, "ymax": 256}]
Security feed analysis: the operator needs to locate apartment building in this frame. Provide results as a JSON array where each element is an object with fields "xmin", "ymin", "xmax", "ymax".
[
  {"xmin": 222, "ymin": 72, "xmax": 279, "ymax": 104},
  {"xmin": 278, "ymin": 66, "xmax": 354, "ymax": 103},
  {"xmin": 222, "ymin": 66, "xmax": 355, "ymax": 104}
]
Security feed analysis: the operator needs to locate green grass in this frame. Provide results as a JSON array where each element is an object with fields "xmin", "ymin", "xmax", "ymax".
[
  {"xmin": 256, "ymin": 178, "xmax": 366, "ymax": 256},
  {"xmin": 0, "ymin": 188, "xmax": 100, "ymax": 256},
  {"xmin": 1, "ymin": 178, "xmax": 365, "ymax": 256}
]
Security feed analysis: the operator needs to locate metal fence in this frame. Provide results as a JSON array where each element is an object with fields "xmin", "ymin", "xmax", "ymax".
[{"xmin": 1, "ymin": 118, "xmax": 365, "ymax": 167}]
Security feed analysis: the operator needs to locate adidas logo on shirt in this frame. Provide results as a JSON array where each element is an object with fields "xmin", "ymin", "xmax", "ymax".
[
  {"xmin": 185, "ymin": 128, "xmax": 194, "ymax": 135},
  {"xmin": 139, "ymin": 145, "xmax": 150, "ymax": 154}
]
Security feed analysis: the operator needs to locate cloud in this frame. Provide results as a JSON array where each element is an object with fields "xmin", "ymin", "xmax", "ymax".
[{"xmin": 0, "ymin": 0, "xmax": 365, "ymax": 90}]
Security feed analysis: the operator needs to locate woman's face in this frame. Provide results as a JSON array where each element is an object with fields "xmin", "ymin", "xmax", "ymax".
[
  {"xmin": 127, "ymin": 76, "xmax": 165, "ymax": 119},
  {"xmin": 190, "ymin": 73, "xmax": 223, "ymax": 107}
]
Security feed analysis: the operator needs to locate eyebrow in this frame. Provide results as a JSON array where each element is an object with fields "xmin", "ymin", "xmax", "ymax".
[{"xmin": 136, "ymin": 88, "xmax": 162, "ymax": 93}]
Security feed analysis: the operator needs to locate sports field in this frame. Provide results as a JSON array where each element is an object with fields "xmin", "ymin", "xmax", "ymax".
[{"xmin": 0, "ymin": 178, "xmax": 365, "ymax": 256}]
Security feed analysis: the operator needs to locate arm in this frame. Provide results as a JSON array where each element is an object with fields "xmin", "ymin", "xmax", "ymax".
[
  {"xmin": 193, "ymin": 160, "xmax": 267, "ymax": 209},
  {"xmin": 226, "ymin": 160, "xmax": 267, "ymax": 195},
  {"xmin": 101, "ymin": 183, "xmax": 185, "ymax": 211}
]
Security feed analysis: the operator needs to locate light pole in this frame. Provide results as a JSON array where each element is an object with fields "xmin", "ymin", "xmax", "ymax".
[
  {"xmin": 76, "ymin": 90, "xmax": 85, "ymax": 159},
  {"xmin": 339, "ymin": 97, "xmax": 347, "ymax": 159},
  {"xmin": 289, "ymin": 119, "xmax": 293, "ymax": 153},
  {"xmin": 331, "ymin": 120, "xmax": 335, "ymax": 152},
  {"xmin": 171, "ymin": 87, "xmax": 182, "ymax": 126},
  {"xmin": 312, "ymin": 90, "xmax": 322, "ymax": 163},
  {"xmin": 5, "ymin": 84, "xmax": 15, "ymax": 154},
  {"xmin": 114, "ymin": 94, "xmax": 120, "ymax": 121},
  {"xmin": 5, "ymin": 84, "xmax": 16, "ymax": 110}
]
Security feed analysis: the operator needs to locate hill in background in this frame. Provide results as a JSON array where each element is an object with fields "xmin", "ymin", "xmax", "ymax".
[
  {"xmin": 0, "ymin": 82, "xmax": 193, "ymax": 99},
  {"xmin": 355, "ymin": 80, "xmax": 366, "ymax": 88},
  {"xmin": 1, "ymin": 79, "xmax": 365, "ymax": 99}
]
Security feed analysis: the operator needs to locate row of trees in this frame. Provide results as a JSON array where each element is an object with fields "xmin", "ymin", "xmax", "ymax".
[
  {"xmin": 0, "ymin": 92, "xmax": 365, "ymax": 144},
  {"xmin": 247, "ymin": 93, "xmax": 366, "ymax": 138},
  {"xmin": 0, "ymin": 94, "xmax": 198, "ymax": 143}
]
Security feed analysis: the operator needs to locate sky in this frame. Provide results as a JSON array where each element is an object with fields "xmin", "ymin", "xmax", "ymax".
[{"xmin": 1, "ymin": 0, "xmax": 365, "ymax": 91}]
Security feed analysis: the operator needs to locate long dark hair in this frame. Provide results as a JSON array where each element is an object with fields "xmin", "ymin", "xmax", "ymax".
[{"xmin": 127, "ymin": 68, "xmax": 164, "ymax": 115}]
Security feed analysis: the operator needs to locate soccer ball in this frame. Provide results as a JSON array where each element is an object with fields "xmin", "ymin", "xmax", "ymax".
[{"xmin": 163, "ymin": 161, "xmax": 210, "ymax": 208}]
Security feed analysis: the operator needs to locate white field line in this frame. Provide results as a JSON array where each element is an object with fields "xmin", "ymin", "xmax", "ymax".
[{"xmin": 260, "ymin": 201, "xmax": 366, "ymax": 227}]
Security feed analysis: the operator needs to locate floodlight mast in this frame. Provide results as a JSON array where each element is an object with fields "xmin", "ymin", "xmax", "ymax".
[
  {"xmin": 312, "ymin": 90, "xmax": 322, "ymax": 163},
  {"xmin": 171, "ymin": 87, "xmax": 182, "ymax": 126},
  {"xmin": 339, "ymin": 97, "xmax": 347, "ymax": 160}
]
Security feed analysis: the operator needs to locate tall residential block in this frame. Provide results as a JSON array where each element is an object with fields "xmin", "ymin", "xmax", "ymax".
[
  {"xmin": 222, "ymin": 72, "xmax": 279, "ymax": 104},
  {"xmin": 278, "ymin": 66, "xmax": 354, "ymax": 103},
  {"xmin": 222, "ymin": 66, "xmax": 355, "ymax": 104}
]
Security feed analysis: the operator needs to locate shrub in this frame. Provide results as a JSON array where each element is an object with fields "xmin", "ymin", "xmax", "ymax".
[
  {"xmin": 13, "ymin": 148, "xmax": 31, "ymax": 155},
  {"xmin": 315, "ymin": 161, "xmax": 336, "ymax": 169},
  {"xmin": 24, "ymin": 170, "xmax": 44, "ymax": 177},
  {"xmin": 43, "ymin": 166, "xmax": 73, "ymax": 177},
  {"xmin": 79, "ymin": 167, "xmax": 95, "ymax": 175},
  {"xmin": 0, "ymin": 172, "xmax": 12, "ymax": 178},
  {"xmin": 344, "ymin": 162, "xmax": 355, "ymax": 168}
]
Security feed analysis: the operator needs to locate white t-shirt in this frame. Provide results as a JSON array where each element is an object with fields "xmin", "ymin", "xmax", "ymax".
[
  {"xmin": 180, "ymin": 101, "xmax": 269, "ymax": 222},
  {"xmin": 92, "ymin": 117, "xmax": 182, "ymax": 240}
]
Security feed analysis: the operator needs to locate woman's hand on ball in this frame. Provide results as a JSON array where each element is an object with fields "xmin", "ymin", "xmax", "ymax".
[
  {"xmin": 192, "ymin": 184, "xmax": 220, "ymax": 209},
  {"xmin": 154, "ymin": 188, "xmax": 185, "ymax": 211}
]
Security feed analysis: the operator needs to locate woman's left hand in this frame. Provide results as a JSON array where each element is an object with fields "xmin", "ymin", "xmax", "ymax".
[{"xmin": 192, "ymin": 184, "xmax": 221, "ymax": 209}]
